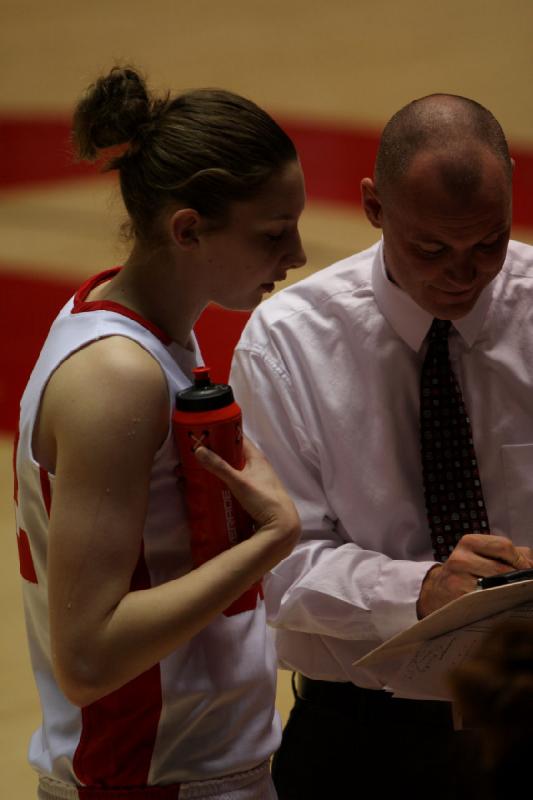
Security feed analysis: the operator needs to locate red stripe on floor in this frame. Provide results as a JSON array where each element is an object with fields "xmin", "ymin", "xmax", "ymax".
[
  {"xmin": 194, "ymin": 304, "xmax": 250, "ymax": 386},
  {"xmin": 2, "ymin": 115, "xmax": 533, "ymax": 225},
  {"xmin": 0, "ymin": 269, "xmax": 77, "ymax": 433},
  {"xmin": 0, "ymin": 116, "xmax": 97, "ymax": 187}
]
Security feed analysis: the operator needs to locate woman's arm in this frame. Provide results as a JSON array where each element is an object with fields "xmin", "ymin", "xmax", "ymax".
[{"xmin": 40, "ymin": 337, "xmax": 299, "ymax": 707}]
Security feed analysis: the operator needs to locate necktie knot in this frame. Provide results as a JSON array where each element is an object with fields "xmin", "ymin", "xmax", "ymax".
[{"xmin": 428, "ymin": 318, "xmax": 452, "ymax": 341}]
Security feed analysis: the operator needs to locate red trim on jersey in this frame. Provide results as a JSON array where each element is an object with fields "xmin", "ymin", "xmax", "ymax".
[
  {"xmin": 73, "ymin": 543, "xmax": 165, "ymax": 790},
  {"xmin": 39, "ymin": 467, "xmax": 52, "ymax": 517},
  {"xmin": 72, "ymin": 269, "xmax": 172, "ymax": 345},
  {"xmin": 17, "ymin": 528, "xmax": 38, "ymax": 583},
  {"xmin": 13, "ymin": 427, "xmax": 20, "ymax": 503}
]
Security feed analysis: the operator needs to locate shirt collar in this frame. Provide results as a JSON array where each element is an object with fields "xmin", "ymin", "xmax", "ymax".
[{"xmin": 371, "ymin": 239, "xmax": 494, "ymax": 352}]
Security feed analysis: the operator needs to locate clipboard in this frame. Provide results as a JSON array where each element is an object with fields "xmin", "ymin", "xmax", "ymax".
[{"xmin": 352, "ymin": 578, "xmax": 533, "ymax": 701}]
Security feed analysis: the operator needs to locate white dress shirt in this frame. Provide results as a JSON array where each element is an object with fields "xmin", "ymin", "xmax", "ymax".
[{"xmin": 230, "ymin": 239, "xmax": 533, "ymax": 687}]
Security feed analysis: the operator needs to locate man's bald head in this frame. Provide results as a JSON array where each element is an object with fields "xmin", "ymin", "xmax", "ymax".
[{"xmin": 374, "ymin": 94, "xmax": 512, "ymax": 200}]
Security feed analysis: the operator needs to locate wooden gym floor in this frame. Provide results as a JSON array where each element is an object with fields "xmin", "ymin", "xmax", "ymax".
[{"xmin": 1, "ymin": 1, "xmax": 533, "ymax": 794}]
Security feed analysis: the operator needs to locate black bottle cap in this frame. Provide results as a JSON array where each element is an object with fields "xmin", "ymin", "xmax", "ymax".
[{"xmin": 176, "ymin": 366, "xmax": 234, "ymax": 411}]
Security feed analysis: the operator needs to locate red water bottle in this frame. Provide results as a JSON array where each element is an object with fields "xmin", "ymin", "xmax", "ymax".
[{"xmin": 173, "ymin": 366, "xmax": 262, "ymax": 616}]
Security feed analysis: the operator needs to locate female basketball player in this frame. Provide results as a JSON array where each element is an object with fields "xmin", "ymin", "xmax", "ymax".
[{"xmin": 14, "ymin": 66, "xmax": 305, "ymax": 800}]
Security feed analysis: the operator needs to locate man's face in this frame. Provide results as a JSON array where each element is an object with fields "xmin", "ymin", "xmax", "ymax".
[{"xmin": 361, "ymin": 149, "xmax": 512, "ymax": 319}]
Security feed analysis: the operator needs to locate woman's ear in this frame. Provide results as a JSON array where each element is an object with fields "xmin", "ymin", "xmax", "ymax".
[
  {"xmin": 360, "ymin": 178, "xmax": 384, "ymax": 230},
  {"xmin": 170, "ymin": 208, "xmax": 202, "ymax": 249}
]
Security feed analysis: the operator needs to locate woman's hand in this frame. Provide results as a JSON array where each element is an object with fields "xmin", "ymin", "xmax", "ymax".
[{"xmin": 194, "ymin": 435, "xmax": 301, "ymax": 560}]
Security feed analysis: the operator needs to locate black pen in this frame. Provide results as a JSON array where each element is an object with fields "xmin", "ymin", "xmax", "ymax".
[{"xmin": 477, "ymin": 568, "xmax": 533, "ymax": 590}]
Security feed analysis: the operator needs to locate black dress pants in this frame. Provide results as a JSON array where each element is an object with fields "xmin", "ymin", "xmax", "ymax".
[{"xmin": 271, "ymin": 676, "xmax": 489, "ymax": 800}]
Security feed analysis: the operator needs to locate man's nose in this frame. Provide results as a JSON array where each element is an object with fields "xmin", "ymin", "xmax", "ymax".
[{"xmin": 444, "ymin": 256, "xmax": 476, "ymax": 287}]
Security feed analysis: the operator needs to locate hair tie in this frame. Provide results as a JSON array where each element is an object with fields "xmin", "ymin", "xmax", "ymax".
[{"xmin": 97, "ymin": 140, "xmax": 132, "ymax": 164}]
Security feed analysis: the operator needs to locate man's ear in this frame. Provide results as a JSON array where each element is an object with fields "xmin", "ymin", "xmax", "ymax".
[
  {"xmin": 170, "ymin": 208, "xmax": 201, "ymax": 249},
  {"xmin": 360, "ymin": 178, "xmax": 383, "ymax": 230}
]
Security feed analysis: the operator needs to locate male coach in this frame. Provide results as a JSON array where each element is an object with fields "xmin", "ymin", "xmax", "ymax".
[{"xmin": 230, "ymin": 94, "xmax": 533, "ymax": 799}]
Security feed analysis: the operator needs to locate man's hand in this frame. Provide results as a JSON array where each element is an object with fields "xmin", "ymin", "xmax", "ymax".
[{"xmin": 417, "ymin": 533, "xmax": 533, "ymax": 618}]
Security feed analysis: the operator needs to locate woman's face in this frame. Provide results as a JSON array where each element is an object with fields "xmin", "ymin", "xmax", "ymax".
[{"xmin": 198, "ymin": 160, "xmax": 307, "ymax": 310}]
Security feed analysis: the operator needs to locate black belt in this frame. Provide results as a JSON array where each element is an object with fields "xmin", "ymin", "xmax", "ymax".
[{"xmin": 294, "ymin": 674, "xmax": 454, "ymax": 728}]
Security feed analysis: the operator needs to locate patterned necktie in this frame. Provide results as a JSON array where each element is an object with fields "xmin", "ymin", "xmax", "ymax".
[{"xmin": 420, "ymin": 319, "xmax": 490, "ymax": 561}]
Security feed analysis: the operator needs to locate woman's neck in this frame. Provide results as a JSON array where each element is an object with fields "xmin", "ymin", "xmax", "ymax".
[{"xmin": 90, "ymin": 246, "xmax": 208, "ymax": 348}]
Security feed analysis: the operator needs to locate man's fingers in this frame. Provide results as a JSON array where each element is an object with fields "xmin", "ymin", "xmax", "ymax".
[
  {"xmin": 454, "ymin": 534, "xmax": 533, "ymax": 579},
  {"xmin": 460, "ymin": 533, "xmax": 528, "ymax": 566},
  {"xmin": 510, "ymin": 547, "xmax": 533, "ymax": 570}
]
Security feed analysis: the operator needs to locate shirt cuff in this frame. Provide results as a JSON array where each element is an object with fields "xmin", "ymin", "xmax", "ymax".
[{"xmin": 370, "ymin": 559, "xmax": 437, "ymax": 641}]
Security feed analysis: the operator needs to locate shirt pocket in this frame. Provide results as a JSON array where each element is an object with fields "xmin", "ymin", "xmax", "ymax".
[{"xmin": 501, "ymin": 443, "xmax": 533, "ymax": 544}]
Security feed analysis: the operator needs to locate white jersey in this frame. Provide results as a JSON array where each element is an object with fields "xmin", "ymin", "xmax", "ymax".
[{"xmin": 14, "ymin": 270, "xmax": 280, "ymax": 794}]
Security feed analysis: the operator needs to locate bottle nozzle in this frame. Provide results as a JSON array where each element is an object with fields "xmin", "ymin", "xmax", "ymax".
[
  {"xmin": 192, "ymin": 366, "xmax": 212, "ymax": 388},
  {"xmin": 176, "ymin": 367, "xmax": 233, "ymax": 410}
]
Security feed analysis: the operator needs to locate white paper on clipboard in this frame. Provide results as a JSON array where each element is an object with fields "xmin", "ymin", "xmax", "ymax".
[{"xmin": 353, "ymin": 579, "xmax": 533, "ymax": 701}]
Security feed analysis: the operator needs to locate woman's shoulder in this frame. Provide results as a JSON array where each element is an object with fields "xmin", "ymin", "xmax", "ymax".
[
  {"xmin": 46, "ymin": 337, "xmax": 168, "ymax": 445},
  {"xmin": 52, "ymin": 335, "xmax": 167, "ymax": 409}
]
